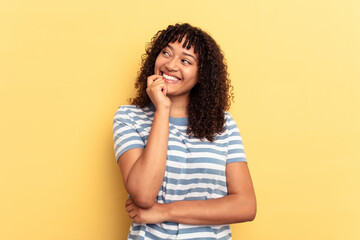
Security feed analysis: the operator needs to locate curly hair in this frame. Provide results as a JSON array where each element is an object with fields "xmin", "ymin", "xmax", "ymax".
[{"xmin": 130, "ymin": 23, "xmax": 233, "ymax": 142}]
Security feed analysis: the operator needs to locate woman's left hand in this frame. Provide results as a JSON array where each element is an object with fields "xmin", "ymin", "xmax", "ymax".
[{"xmin": 125, "ymin": 198, "xmax": 168, "ymax": 224}]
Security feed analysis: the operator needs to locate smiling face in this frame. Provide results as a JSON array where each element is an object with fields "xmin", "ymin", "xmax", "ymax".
[{"xmin": 154, "ymin": 37, "xmax": 199, "ymax": 100}]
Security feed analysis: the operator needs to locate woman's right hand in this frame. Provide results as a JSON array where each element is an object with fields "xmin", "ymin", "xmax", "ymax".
[{"xmin": 146, "ymin": 74, "xmax": 171, "ymax": 110}]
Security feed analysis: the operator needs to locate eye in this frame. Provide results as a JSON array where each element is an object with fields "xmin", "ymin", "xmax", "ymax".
[
  {"xmin": 162, "ymin": 50, "xmax": 170, "ymax": 56},
  {"xmin": 182, "ymin": 59, "xmax": 191, "ymax": 65}
]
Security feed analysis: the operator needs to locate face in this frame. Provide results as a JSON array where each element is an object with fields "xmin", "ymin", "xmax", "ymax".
[{"xmin": 154, "ymin": 38, "xmax": 199, "ymax": 99}]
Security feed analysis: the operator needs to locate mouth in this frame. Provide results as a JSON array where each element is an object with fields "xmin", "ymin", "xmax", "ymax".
[{"xmin": 161, "ymin": 72, "xmax": 181, "ymax": 82}]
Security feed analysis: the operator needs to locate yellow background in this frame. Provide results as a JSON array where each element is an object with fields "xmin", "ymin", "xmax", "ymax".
[{"xmin": 1, "ymin": 0, "xmax": 359, "ymax": 239}]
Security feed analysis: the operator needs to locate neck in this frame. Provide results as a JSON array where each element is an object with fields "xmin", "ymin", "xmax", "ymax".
[{"xmin": 168, "ymin": 94, "xmax": 189, "ymax": 118}]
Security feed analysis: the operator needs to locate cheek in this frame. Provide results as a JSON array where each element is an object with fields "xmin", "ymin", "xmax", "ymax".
[
  {"xmin": 185, "ymin": 68, "xmax": 198, "ymax": 81},
  {"xmin": 154, "ymin": 56, "xmax": 162, "ymax": 72}
]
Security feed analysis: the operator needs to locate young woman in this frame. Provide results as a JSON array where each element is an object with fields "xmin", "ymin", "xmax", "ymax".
[{"xmin": 113, "ymin": 23, "xmax": 256, "ymax": 239}]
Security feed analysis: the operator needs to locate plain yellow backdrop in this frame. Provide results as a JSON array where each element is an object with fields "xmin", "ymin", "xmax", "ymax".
[{"xmin": 1, "ymin": 0, "xmax": 359, "ymax": 239}]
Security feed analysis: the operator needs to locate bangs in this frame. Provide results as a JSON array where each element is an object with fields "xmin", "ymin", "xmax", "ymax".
[
  {"xmin": 163, "ymin": 24, "xmax": 203, "ymax": 54},
  {"xmin": 170, "ymin": 34, "xmax": 199, "ymax": 53}
]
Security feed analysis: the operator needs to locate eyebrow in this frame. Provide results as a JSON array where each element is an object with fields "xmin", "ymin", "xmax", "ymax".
[{"xmin": 166, "ymin": 44, "xmax": 197, "ymax": 61}]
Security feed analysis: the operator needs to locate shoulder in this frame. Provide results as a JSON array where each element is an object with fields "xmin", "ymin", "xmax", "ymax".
[
  {"xmin": 113, "ymin": 105, "xmax": 137, "ymax": 122},
  {"xmin": 224, "ymin": 112, "xmax": 239, "ymax": 130},
  {"xmin": 114, "ymin": 104, "xmax": 152, "ymax": 117},
  {"xmin": 114, "ymin": 105, "xmax": 143, "ymax": 115},
  {"xmin": 224, "ymin": 112, "xmax": 235, "ymax": 121},
  {"xmin": 114, "ymin": 104, "xmax": 155, "ymax": 123}
]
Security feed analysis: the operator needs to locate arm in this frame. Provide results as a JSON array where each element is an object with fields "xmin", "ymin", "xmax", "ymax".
[
  {"xmin": 126, "ymin": 161, "xmax": 256, "ymax": 224},
  {"xmin": 118, "ymin": 75, "xmax": 171, "ymax": 208}
]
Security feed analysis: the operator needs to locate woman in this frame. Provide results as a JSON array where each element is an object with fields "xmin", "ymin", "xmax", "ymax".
[{"xmin": 113, "ymin": 23, "xmax": 256, "ymax": 239}]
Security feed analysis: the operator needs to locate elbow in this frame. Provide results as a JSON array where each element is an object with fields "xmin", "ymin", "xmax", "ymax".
[
  {"xmin": 234, "ymin": 197, "xmax": 257, "ymax": 222},
  {"xmin": 237, "ymin": 206, "xmax": 256, "ymax": 222},
  {"xmin": 245, "ymin": 201, "xmax": 257, "ymax": 222},
  {"xmin": 126, "ymin": 182, "xmax": 157, "ymax": 209},
  {"xmin": 132, "ymin": 197, "xmax": 155, "ymax": 209},
  {"xmin": 246, "ymin": 193, "xmax": 257, "ymax": 222},
  {"xmin": 127, "ymin": 188, "xmax": 156, "ymax": 209},
  {"xmin": 247, "ymin": 207, "xmax": 256, "ymax": 221}
]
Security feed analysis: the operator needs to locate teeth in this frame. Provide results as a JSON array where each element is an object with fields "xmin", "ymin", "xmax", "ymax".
[{"xmin": 163, "ymin": 73, "xmax": 180, "ymax": 81}]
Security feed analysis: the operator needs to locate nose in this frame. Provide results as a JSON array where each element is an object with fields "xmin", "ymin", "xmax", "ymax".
[{"xmin": 165, "ymin": 57, "xmax": 179, "ymax": 71}]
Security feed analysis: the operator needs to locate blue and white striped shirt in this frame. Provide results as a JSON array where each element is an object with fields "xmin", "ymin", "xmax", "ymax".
[{"xmin": 113, "ymin": 104, "xmax": 247, "ymax": 240}]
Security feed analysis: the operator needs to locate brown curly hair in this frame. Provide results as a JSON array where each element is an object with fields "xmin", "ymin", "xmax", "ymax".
[{"xmin": 130, "ymin": 23, "xmax": 233, "ymax": 142}]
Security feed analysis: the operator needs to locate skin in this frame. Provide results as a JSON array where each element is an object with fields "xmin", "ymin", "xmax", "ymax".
[
  {"xmin": 118, "ymin": 38, "xmax": 256, "ymax": 225},
  {"xmin": 153, "ymin": 39, "xmax": 199, "ymax": 117}
]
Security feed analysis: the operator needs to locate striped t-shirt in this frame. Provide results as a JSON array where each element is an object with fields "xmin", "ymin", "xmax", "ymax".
[{"xmin": 113, "ymin": 104, "xmax": 247, "ymax": 240}]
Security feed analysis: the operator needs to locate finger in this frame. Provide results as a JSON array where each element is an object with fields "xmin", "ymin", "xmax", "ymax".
[
  {"xmin": 133, "ymin": 216, "xmax": 141, "ymax": 224},
  {"xmin": 155, "ymin": 81, "xmax": 167, "ymax": 96},
  {"xmin": 128, "ymin": 210, "xmax": 137, "ymax": 219},
  {"xmin": 162, "ymin": 84, "xmax": 167, "ymax": 96},
  {"xmin": 125, "ymin": 203, "xmax": 135, "ymax": 213},
  {"xmin": 125, "ymin": 198, "xmax": 134, "ymax": 207},
  {"xmin": 150, "ymin": 79, "xmax": 167, "ymax": 93},
  {"xmin": 147, "ymin": 83, "xmax": 168, "ymax": 99},
  {"xmin": 150, "ymin": 78, "xmax": 165, "ymax": 88},
  {"xmin": 147, "ymin": 75, "xmax": 162, "ymax": 88}
]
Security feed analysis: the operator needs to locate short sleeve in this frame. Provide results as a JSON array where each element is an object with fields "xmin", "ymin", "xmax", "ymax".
[
  {"xmin": 225, "ymin": 113, "xmax": 247, "ymax": 164},
  {"xmin": 113, "ymin": 106, "xmax": 145, "ymax": 162}
]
